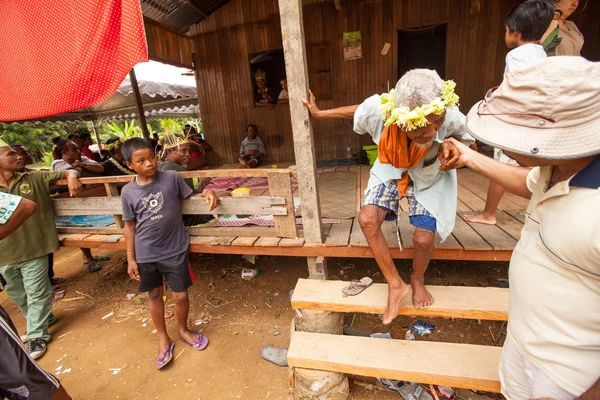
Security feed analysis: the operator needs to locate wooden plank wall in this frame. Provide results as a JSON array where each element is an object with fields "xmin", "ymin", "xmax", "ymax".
[
  {"xmin": 189, "ymin": 0, "xmax": 596, "ymax": 165},
  {"xmin": 144, "ymin": 19, "xmax": 194, "ymax": 68}
]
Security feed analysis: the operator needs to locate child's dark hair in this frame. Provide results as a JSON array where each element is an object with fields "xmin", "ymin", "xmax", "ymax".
[
  {"xmin": 505, "ymin": 0, "xmax": 554, "ymax": 42},
  {"xmin": 56, "ymin": 139, "xmax": 71, "ymax": 156},
  {"xmin": 121, "ymin": 138, "xmax": 152, "ymax": 162}
]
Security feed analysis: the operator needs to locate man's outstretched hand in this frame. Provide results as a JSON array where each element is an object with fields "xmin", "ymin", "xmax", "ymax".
[
  {"xmin": 439, "ymin": 138, "xmax": 474, "ymax": 171},
  {"xmin": 196, "ymin": 190, "xmax": 218, "ymax": 211},
  {"xmin": 302, "ymin": 89, "xmax": 321, "ymax": 118}
]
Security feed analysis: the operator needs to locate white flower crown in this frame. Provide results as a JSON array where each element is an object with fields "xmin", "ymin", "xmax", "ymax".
[{"xmin": 379, "ymin": 80, "xmax": 460, "ymax": 131}]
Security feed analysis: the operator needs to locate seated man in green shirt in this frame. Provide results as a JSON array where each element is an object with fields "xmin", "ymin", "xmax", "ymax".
[
  {"xmin": 157, "ymin": 133, "xmax": 217, "ymax": 228},
  {"xmin": 0, "ymin": 139, "xmax": 82, "ymax": 360}
]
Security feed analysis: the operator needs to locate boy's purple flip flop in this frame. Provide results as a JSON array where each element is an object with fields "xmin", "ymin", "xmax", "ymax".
[
  {"xmin": 186, "ymin": 333, "xmax": 208, "ymax": 351},
  {"xmin": 156, "ymin": 342, "xmax": 175, "ymax": 370}
]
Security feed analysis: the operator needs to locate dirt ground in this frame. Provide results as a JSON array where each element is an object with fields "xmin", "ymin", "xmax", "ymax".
[{"xmin": 0, "ymin": 248, "xmax": 509, "ymax": 400}]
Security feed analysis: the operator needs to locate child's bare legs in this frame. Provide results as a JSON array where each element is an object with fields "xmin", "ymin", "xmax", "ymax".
[
  {"xmin": 464, "ymin": 182, "xmax": 504, "ymax": 225},
  {"xmin": 148, "ymin": 286, "xmax": 172, "ymax": 358},
  {"xmin": 172, "ymin": 291, "xmax": 197, "ymax": 344}
]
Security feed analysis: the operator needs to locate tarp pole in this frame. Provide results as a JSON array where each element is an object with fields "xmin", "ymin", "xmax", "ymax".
[
  {"xmin": 129, "ymin": 68, "xmax": 151, "ymax": 140},
  {"xmin": 91, "ymin": 118, "xmax": 102, "ymax": 150}
]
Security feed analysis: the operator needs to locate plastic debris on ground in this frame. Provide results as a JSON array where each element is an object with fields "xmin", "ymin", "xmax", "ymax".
[
  {"xmin": 53, "ymin": 290, "xmax": 65, "ymax": 301},
  {"xmin": 165, "ymin": 312, "xmax": 173, "ymax": 319},
  {"xmin": 126, "ymin": 293, "xmax": 137, "ymax": 301},
  {"xmin": 429, "ymin": 385, "xmax": 454, "ymax": 399},
  {"xmin": 455, "ymin": 389, "xmax": 493, "ymax": 400},
  {"xmin": 241, "ymin": 268, "xmax": 260, "ymax": 280},
  {"xmin": 370, "ymin": 332, "xmax": 392, "ymax": 339},
  {"xmin": 412, "ymin": 319, "xmax": 435, "ymax": 336},
  {"xmin": 405, "ymin": 330, "xmax": 415, "ymax": 340},
  {"xmin": 108, "ymin": 368, "xmax": 121, "ymax": 375},
  {"xmin": 273, "ymin": 330, "xmax": 281, "ymax": 336},
  {"xmin": 398, "ymin": 383, "xmax": 433, "ymax": 400},
  {"xmin": 377, "ymin": 378, "xmax": 405, "ymax": 394},
  {"xmin": 241, "ymin": 254, "xmax": 257, "ymax": 265}
]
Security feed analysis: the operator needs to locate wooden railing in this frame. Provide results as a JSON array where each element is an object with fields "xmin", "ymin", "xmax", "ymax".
[{"xmin": 53, "ymin": 169, "xmax": 299, "ymax": 239}]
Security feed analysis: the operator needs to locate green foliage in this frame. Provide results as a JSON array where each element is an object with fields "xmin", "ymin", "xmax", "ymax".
[
  {"xmin": 100, "ymin": 120, "xmax": 142, "ymax": 141},
  {"xmin": 0, "ymin": 122, "xmax": 71, "ymax": 162}
]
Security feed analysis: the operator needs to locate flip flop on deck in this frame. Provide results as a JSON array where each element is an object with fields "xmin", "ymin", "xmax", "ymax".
[
  {"xmin": 342, "ymin": 277, "xmax": 373, "ymax": 296},
  {"xmin": 186, "ymin": 333, "xmax": 209, "ymax": 350},
  {"xmin": 157, "ymin": 342, "xmax": 175, "ymax": 370}
]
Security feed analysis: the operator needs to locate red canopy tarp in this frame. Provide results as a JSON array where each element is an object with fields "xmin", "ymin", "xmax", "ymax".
[{"xmin": 0, "ymin": 0, "xmax": 148, "ymax": 121}]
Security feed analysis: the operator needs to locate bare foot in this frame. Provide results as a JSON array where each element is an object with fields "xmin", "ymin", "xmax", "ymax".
[
  {"xmin": 464, "ymin": 212, "xmax": 496, "ymax": 225},
  {"xmin": 157, "ymin": 336, "xmax": 172, "ymax": 360},
  {"xmin": 382, "ymin": 283, "xmax": 411, "ymax": 325},
  {"xmin": 411, "ymin": 281, "xmax": 434, "ymax": 309},
  {"xmin": 179, "ymin": 328, "xmax": 199, "ymax": 345}
]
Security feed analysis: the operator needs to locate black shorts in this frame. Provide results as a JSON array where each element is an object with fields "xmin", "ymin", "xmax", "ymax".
[
  {"xmin": 0, "ymin": 306, "xmax": 59, "ymax": 400},
  {"xmin": 138, "ymin": 251, "xmax": 192, "ymax": 293}
]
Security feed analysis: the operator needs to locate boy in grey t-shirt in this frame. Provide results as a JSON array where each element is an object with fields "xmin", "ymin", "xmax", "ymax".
[{"xmin": 120, "ymin": 138, "xmax": 217, "ymax": 370}]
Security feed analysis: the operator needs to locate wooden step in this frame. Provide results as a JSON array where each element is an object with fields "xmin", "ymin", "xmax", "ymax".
[
  {"xmin": 288, "ymin": 332, "xmax": 501, "ymax": 392},
  {"xmin": 291, "ymin": 279, "xmax": 508, "ymax": 321}
]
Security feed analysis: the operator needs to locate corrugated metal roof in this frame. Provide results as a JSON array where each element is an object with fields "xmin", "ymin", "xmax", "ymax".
[{"xmin": 141, "ymin": 0, "xmax": 230, "ymax": 35}]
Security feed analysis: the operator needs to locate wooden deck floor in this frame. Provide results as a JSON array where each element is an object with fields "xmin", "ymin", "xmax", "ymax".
[{"xmin": 58, "ymin": 166, "xmax": 527, "ymax": 261}]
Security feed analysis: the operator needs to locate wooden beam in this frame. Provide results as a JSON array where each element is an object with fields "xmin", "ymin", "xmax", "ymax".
[
  {"xmin": 52, "ymin": 196, "xmax": 288, "ymax": 217},
  {"xmin": 54, "ymin": 169, "xmax": 297, "ymax": 186},
  {"xmin": 268, "ymin": 172, "xmax": 298, "ymax": 238},
  {"xmin": 128, "ymin": 68, "xmax": 151, "ymax": 140},
  {"xmin": 307, "ymin": 256, "xmax": 328, "ymax": 280},
  {"xmin": 291, "ymin": 279, "xmax": 509, "ymax": 321},
  {"xmin": 288, "ymin": 332, "xmax": 502, "ymax": 392},
  {"xmin": 278, "ymin": 0, "xmax": 323, "ymax": 244},
  {"xmin": 104, "ymin": 183, "xmax": 124, "ymax": 228},
  {"xmin": 59, "ymin": 237, "xmax": 513, "ymax": 261}
]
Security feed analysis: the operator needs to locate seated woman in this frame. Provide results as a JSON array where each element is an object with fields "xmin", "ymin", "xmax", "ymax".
[
  {"xmin": 238, "ymin": 124, "xmax": 266, "ymax": 168},
  {"xmin": 101, "ymin": 137, "xmax": 135, "ymax": 176}
]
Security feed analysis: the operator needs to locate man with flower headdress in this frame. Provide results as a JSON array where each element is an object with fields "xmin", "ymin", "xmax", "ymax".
[
  {"xmin": 158, "ymin": 133, "xmax": 218, "ymax": 228},
  {"xmin": 101, "ymin": 137, "xmax": 135, "ymax": 176},
  {"xmin": 254, "ymin": 69, "xmax": 277, "ymax": 107},
  {"xmin": 303, "ymin": 69, "xmax": 474, "ymax": 324}
]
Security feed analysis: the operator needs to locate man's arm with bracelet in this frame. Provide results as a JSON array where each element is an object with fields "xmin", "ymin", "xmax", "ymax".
[
  {"xmin": 124, "ymin": 220, "xmax": 140, "ymax": 281},
  {"xmin": 444, "ymin": 138, "xmax": 531, "ymax": 199}
]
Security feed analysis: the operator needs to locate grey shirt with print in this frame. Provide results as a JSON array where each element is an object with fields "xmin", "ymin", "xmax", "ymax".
[{"xmin": 121, "ymin": 170, "xmax": 193, "ymax": 263}]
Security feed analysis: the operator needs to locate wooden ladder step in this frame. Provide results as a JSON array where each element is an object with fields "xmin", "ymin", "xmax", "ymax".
[
  {"xmin": 291, "ymin": 279, "xmax": 508, "ymax": 321},
  {"xmin": 288, "ymin": 332, "xmax": 501, "ymax": 392}
]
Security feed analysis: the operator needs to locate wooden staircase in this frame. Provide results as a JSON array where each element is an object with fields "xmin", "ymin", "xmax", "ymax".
[{"xmin": 288, "ymin": 279, "xmax": 509, "ymax": 392}]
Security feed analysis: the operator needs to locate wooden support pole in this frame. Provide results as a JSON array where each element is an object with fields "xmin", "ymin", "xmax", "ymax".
[
  {"xmin": 307, "ymin": 256, "xmax": 328, "ymax": 280},
  {"xmin": 90, "ymin": 119, "xmax": 102, "ymax": 151},
  {"xmin": 128, "ymin": 69, "xmax": 151, "ymax": 140},
  {"xmin": 278, "ymin": 0, "xmax": 322, "ymax": 245}
]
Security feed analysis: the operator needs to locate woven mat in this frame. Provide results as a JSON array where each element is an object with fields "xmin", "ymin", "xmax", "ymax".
[{"xmin": 296, "ymin": 171, "xmax": 357, "ymax": 219}]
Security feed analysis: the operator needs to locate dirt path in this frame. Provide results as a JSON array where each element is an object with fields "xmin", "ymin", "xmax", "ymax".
[{"xmin": 0, "ymin": 248, "xmax": 508, "ymax": 399}]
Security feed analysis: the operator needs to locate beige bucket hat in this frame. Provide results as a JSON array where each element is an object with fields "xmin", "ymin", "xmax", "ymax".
[{"xmin": 466, "ymin": 56, "xmax": 600, "ymax": 160}]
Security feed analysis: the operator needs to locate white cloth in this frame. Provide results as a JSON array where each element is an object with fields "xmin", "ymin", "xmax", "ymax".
[
  {"xmin": 503, "ymin": 165, "xmax": 600, "ymax": 396},
  {"xmin": 500, "ymin": 335, "xmax": 575, "ymax": 400},
  {"xmin": 353, "ymin": 94, "xmax": 475, "ymax": 240},
  {"xmin": 278, "ymin": 89, "xmax": 289, "ymax": 100},
  {"xmin": 0, "ymin": 192, "xmax": 22, "ymax": 225},
  {"xmin": 504, "ymin": 43, "xmax": 547, "ymax": 76},
  {"xmin": 50, "ymin": 155, "xmax": 100, "ymax": 177}
]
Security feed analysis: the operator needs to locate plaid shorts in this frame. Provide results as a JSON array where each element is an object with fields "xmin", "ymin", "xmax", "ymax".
[{"xmin": 363, "ymin": 181, "xmax": 435, "ymax": 231}]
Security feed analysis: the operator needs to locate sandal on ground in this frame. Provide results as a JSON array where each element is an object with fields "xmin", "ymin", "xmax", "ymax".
[
  {"xmin": 89, "ymin": 256, "xmax": 110, "ymax": 262},
  {"xmin": 87, "ymin": 262, "xmax": 102, "ymax": 273},
  {"xmin": 185, "ymin": 333, "xmax": 208, "ymax": 351},
  {"xmin": 50, "ymin": 277, "xmax": 65, "ymax": 285},
  {"xmin": 156, "ymin": 342, "xmax": 175, "ymax": 370},
  {"xmin": 342, "ymin": 277, "xmax": 373, "ymax": 296}
]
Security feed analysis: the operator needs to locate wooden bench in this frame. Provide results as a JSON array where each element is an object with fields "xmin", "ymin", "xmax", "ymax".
[
  {"xmin": 288, "ymin": 279, "xmax": 508, "ymax": 392},
  {"xmin": 291, "ymin": 279, "xmax": 509, "ymax": 321},
  {"xmin": 53, "ymin": 169, "xmax": 299, "ymax": 239}
]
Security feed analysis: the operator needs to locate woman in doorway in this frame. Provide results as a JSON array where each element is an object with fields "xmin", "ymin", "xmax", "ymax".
[
  {"xmin": 543, "ymin": 0, "xmax": 585, "ymax": 56},
  {"xmin": 238, "ymin": 124, "xmax": 266, "ymax": 168}
]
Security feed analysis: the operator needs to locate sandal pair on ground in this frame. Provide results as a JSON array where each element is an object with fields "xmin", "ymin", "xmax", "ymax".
[
  {"xmin": 157, "ymin": 333, "xmax": 209, "ymax": 370},
  {"xmin": 85, "ymin": 255, "xmax": 109, "ymax": 273}
]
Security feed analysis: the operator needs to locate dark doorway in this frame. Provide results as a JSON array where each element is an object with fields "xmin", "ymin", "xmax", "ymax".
[{"xmin": 398, "ymin": 24, "xmax": 447, "ymax": 79}]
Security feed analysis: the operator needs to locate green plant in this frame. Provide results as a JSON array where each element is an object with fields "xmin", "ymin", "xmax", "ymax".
[{"xmin": 102, "ymin": 120, "xmax": 141, "ymax": 140}]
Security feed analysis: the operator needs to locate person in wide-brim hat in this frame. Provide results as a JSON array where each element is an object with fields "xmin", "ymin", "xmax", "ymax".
[{"xmin": 445, "ymin": 56, "xmax": 600, "ymax": 399}]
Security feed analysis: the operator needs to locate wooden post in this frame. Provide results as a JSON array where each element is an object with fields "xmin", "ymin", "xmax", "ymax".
[
  {"xmin": 128, "ymin": 69, "xmax": 151, "ymax": 140},
  {"xmin": 268, "ymin": 171, "xmax": 298, "ymax": 239},
  {"xmin": 90, "ymin": 118, "xmax": 102, "ymax": 151},
  {"xmin": 104, "ymin": 183, "xmax": 124, "ymax": 228},
  {"xmin": 278, "ymin": 0, "xmax": 322, "ymax": 245}
]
